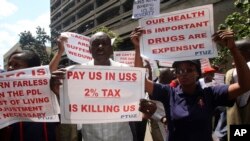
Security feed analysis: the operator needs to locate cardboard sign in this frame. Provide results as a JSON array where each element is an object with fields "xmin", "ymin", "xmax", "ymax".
[
  {"xmin": 113, "ymin": 51, "xmax": 135, "ymax": 66},
  {"xmin": 0, "ymin": 66, "xmax": 60, "ymax": 129},
  {"xmin": 61, "ymin": 32, "xmax": 93, "ymax": 64},
  {"xmin": 139, "ymin": 4, "xmax": 217, "ymax": 61},
  {"xmin": 60, "ymin": 65, "xmax": 145, "ymax": 124},
  {"xmin": 132, "ymin": 0, "xmax": 160, "ymax": 19}
]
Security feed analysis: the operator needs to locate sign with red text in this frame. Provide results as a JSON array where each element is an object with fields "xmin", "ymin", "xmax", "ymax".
[
  {"xmin": 200, "ymin": 58, "xmax": 211, "ymax": 70},
  {"xmin": 61, "ymin": 65, "xmax": 145, "ymax": 124},
  {"xmin": 214, "ymin": 73, "xmax": 225, "ymax": 85},
  {"xmin": 0, "ymin": 66, "xmax": 60, "ymax": 129},
  {"xmin": 132, "ymin": 0, "xmax": 160, "ymax": 19},
  {"xmin": 113, "ymin": 51, "xmax": 135, "ymax": 66},
  {"xmin": 61, "ymin": 32, "xmax": 93, "ymax": 64},
  {"xmin": 139, "ymin": 4, "xmax": 217, "ymax": 61}
]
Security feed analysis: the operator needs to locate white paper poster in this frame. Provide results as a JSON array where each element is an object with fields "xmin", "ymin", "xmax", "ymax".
[
  {"xmin": 0, "ymin": 66, "xmax": 60, "ymax": 129},
  {"xmin": 60, "ymin": 65, "xmax": 145, "ymax": 124},
  {"xmin": 113, "ymin": 51, "xmax": 135, "ymax": 66},
  {"xmin": 139, "ymin": 4, "xmax": 217, "ymax": 61},
  {"xmin": 132, "ymin": 0, "xmax": 160, "ymax": 19},
  {"xmin": 61, "ymin": 32, "xmax": 92, "ymax": 64}
]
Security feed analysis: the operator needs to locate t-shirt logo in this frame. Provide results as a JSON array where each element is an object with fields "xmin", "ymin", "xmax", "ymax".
[{"xmin": 197, "ymin": 97, "xmax": 205, "ymax": 108}]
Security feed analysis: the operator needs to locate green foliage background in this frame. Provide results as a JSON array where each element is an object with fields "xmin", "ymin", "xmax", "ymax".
[
  {"xmin": 211, "ymin": 0, "xmax": 250, "ymax": 69},
  {"xmin": 19, "ymin": 26, "xmax": 51, "ymax": 65}
]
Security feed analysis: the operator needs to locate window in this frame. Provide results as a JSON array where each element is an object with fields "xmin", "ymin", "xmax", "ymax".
[{"xmin": 96, "ymin": 7, "xmax": 120, "ymax": 24}]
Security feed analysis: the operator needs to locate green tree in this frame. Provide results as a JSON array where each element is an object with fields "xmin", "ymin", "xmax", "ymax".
[
  {"xmin": 19, "ymin": 26, "xmax": 51, "ymax": 65},
  {"xmin": 212, "ymin": 0, "xmax": 250, "ymax": 68},
  {"xmin": 93, "ymin": 26, "xmax": 123, "ymax": 51}
]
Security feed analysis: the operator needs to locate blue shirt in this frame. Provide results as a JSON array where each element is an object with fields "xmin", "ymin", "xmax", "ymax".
[{"xmin": 150, "ymin": 82, "xmax": 234, "ymax": 141}]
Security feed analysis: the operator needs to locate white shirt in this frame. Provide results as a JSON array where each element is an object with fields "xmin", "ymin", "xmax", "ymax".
[{"xmin": 199, "ymin": 78, "xmax": 218, "ymax": 89}]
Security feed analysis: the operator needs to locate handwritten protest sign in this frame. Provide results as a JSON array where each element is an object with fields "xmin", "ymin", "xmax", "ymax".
[
  {"xmin": 200, "ymin": 58, "xmax": 211, "ymax": 70},
  {"xmin": 214, "ymin": 73, "xmax": 225, "ymax": 85},
  {"xmin": 113, "ymin": 51, "xmax": 135, "ymax": 66},
  {"xmin": 61, "ymin": 65, "xmax": 145, "ymax": 124},
  {"xmin": 0, "ymin": 66, "xmax": 60, "ymax": 129},
  {"xmin": 139, "ymin": 4, "xmax": 217, "ymax": 61},
  {"xmin": 61, "ymin": 32, "xmax": 92, "ymax": 64},
  {"xmin": 132, "ymin": 0, "xmax": 160, "ymax": 19}
]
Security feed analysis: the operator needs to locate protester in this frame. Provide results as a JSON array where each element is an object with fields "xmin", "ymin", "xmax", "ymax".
[
  {"xmin": 226, "ymin": 39, "xmax": 250, "ymax": 141},
  {"xmin": 49, "ymin": 36, "xmax": 79, "ymax": 141},
  {"xmin": 51, "ymin": 32, "xmax": 137, "ymax": 141},
  {"xmin": 1, "ymin": 50, "xmax": 58, "ymax": 141},
  {"xmin": 131, "ymin": 27, "xmax": 250, "ymax": 141},
  {"xmin": 199, "ymin": 66, "xmax": 217, "ymax": 88}
]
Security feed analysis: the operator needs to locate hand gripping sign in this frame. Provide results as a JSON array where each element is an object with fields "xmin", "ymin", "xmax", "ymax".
[
  {"xmin": 139, "ymin": 4, "xmax": 218, "ymax": 61},
  {"xmin": 60, "ymin": 65, "xmax": 146, "ymax": 124}
]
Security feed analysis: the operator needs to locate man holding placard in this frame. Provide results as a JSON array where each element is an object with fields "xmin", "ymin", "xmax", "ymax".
[{"xmin": 51, "ymin": 32, "xmax": 143, "ymax": 141}]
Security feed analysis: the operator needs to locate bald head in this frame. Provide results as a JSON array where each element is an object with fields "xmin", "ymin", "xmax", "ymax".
[{"xmin": 90, "ymin": 32, "xmax": 111, "ymax": 46}]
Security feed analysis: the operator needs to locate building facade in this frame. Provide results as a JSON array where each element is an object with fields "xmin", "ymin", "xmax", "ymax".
[{"xmin": 50, "ymin": 0, "xmax": 235, "ymax": 65}]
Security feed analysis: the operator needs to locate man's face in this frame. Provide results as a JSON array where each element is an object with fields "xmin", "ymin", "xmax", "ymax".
[
  {"xmin": 203, "ymin": 72, "xmax": 214, "ymax": 83},
  {"xmin": 7, "ymin": 53, "xmax": 29, "ymax": 71},
  {"xmin": 175, "ymin": 62, "xmax": 198, "ymax": 86},
  {"xmin": 89, "ymin": 32, "xmax": 113, "ymax": 64}
]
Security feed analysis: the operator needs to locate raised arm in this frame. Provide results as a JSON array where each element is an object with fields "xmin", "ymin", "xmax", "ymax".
[
  {"xmin": 130, "ymin": 27, "xmax": 154, "ymax": 94},
  {"xmin": 131, "ymin": 27, "xmax": 144, "ymax": 68},
  {"xmin": 49, "ymin": 36, "xmax": 67, "ymax": 72},
  {"xmin": 212, "ymin": 30, "xmax": 250, "ymax": 100}
]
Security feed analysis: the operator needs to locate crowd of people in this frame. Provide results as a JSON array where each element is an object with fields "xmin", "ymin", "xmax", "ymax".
[{"xmin": 0, "ymin": 25, "xmax": 250, "ymax": 141}]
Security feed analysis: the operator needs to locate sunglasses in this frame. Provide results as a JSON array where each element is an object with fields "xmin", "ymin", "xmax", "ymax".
[{"xmin": 175, "ymin": 68, "xmax": 195, "ymax": 75}]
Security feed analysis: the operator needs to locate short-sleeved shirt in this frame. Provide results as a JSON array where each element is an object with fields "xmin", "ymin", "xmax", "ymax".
[{"xmin": 150, "ymin": 82, "xmax": 233, "ymax": 141}]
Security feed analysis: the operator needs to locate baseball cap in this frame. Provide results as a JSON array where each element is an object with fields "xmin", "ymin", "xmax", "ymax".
[
  {"xmin": 172, "ymin": 60, "xmax": 201, "ymax": 78},
  {"xmin": 203, "ymin": 67, "xmax": 216, "ymax": 74}
]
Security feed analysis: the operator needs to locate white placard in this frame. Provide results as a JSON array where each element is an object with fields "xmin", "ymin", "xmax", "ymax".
[
  {"xmin": 61, "ymin": 32, "xmax": 93, "ymax": 64},
  {"xmin": 0, "ymin": 66, "xmax": 60, "ymax": 129},
  {"xmin": 132, "ymin": 0, "xmax": 160, "ymax": 19},
  {"xmin": 60, "ymin": 65, "xmax": 145, "ymax": 124},
  {"xmin": 200, "ymin": 58, "xmax": 211, "ymax": 70},
  {"xmin": 139, "ymin": 4, "xmax": 217, "ymax": 61},
  {"xmin": 113, "ymin": 51, "xmax": 135, "ymax": 66}
]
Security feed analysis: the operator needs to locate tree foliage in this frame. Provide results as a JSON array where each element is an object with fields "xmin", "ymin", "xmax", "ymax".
[
  {"xmin": 19, "ymin": 26, "xmax": 51, "ymax": 65},
  {"xmin": 92, "ymin": 26, "xmax": 123, "ymax": 51},
  {"xmin": 212, "ymin": 0, "xmax": 250, "ymax": 68}
]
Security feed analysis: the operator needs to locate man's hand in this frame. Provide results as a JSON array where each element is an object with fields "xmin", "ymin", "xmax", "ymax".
[
  {"xmin": 50, "ymin": 68, "xmax": 66, "ymax": 95},
  {"xmin": 130, "ymin": 27, "xmax": 143, "ymax": 49},
  {"xmin": 56, "ymin": 36, "xmax": 68, "ymax": 54},
  {"xmin": 139, "ymin": 99, "xmax": 157, "ymax": 119},
  {"xmin": 212, "ymin": 30, "xmax": 235, "ymax": 49}
]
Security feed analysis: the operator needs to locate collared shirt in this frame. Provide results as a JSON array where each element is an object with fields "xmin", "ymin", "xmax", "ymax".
[
  {"xmin": 150, "ymin": 82, "xmax": 233, "ymax": 141},
  {"xmin": 81, "ymin": 59, "xmax": 133, "ymax": 141}
]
